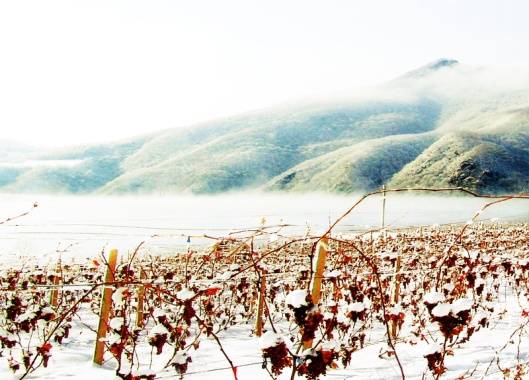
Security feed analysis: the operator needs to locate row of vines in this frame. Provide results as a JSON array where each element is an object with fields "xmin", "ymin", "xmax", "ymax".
[{"xmin": 2, "ymin": 189, "xmax": 529, "ymax": 379}]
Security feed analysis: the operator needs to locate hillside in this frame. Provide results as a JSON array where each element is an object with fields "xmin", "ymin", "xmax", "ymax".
[
  {"xmin": 0, "ymin": 139, "xmax": 38, "ymax": 160},
  {"xmin": 1, "ymin": 59, "xmax": 529, "ymax": 195}
]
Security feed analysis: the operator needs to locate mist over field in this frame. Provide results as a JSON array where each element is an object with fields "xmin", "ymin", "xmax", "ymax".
[{"xmin": 1, "ymin": 192, "xmax": 528, "ymax": 260}]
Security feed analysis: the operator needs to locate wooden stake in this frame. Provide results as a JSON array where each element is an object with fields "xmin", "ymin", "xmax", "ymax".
[
  {"xmin": 390, "ymin": 253, "xmax": 401, "ymax": 339},
  {"xmin": 381, "ymin": 185, "xmax": 387, "ymax": 229},
  {"xmin": 94, "ymin": 249, "xmax": 118, "ymax": 365},
  {"xmin": 310, "ymin": 238, "xmax": 328, "ymax": 307},
  {"xmin": 49, "ymin": 262, "xmax": 61, "ymax": 308},
  {"xmin": 136, "ymin": 268, "xmax": 147, "ymax": 327},
  {"xmin": 254, "ymin": 272, "xmax": 266, "ymax": 336},
  {"xmin": 304, "ymin": 237, "xmax": 328, "ymax": 350}
]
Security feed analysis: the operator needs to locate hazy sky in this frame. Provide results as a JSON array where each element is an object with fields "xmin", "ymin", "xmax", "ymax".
[{"xmin": 1, "ymin": 0, "xmax": 529, "ymax": 148}]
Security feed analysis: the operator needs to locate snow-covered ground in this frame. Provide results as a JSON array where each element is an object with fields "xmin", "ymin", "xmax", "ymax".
[
  {"xmin": 2, "ymin": 194, "xmax": 529, "ymax": 379},
  {"xmin": 1, "ymin": 288, "xmax": 528, "ymax": 380}
]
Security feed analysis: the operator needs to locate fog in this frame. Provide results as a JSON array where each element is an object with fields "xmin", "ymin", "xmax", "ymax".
[
  {"xmin": 1, "ymin": 193, "xmax": 528, "ymax": 262},
  {"xmin": 324, "ymin": 61, "xmax": 529, "ymax": 108}
]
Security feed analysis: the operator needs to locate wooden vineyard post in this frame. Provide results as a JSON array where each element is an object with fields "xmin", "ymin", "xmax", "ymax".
[
  {"xmin": 304, "ymin": 237, "xmax": 328, "ymax": 350},
  {"xmin": 390, "ymin": 253, "xmax": 401, "ymax": 339},
  {"xmin": 94, "ymin": 249, "xmax": 118, "ymax": 365},
  {"xmin": 49, "ymin": 262, "xmax": 61, "ymax": 308},
  {"xmin": 136, "ymin": 268, "xmax": 147, "ymax": 327},
  {"xmin": 381, "ymin": 185, "xmax": 386, "ymax": 230},
  {"xmin": 379, "ymin": 184, "xmax": 401, "ymax": 338},
  {"xmin": 254, "ymin": 272, "xmax": 266, "ymax": 336}
]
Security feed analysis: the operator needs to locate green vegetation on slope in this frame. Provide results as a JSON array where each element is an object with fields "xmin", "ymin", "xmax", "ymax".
[{"xmin": 1, "ymin": 60, "xmax": 529, "ymax": 196}]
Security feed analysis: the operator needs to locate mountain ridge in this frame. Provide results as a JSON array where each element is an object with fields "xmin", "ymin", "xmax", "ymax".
[{"xmin": 2, "ymin": 59, "xmax": 529, "ymax": 196}]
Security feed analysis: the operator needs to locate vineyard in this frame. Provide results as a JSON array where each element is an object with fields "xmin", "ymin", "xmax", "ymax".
[{"xmin": 2, "ymin": 189, "xmax": 529, "ymax": 379}]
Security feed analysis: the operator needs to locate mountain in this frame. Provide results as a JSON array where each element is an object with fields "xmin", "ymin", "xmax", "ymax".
[
  {"xmin": 0, "ymin": 139, "xmax": 39, "ymax": 160},
  {"xmin": 395, "ymin": 58, "xmax": 460, "ymax": 80},
  {"xmin": 2, "ymin": 59, "xmax": 529, "ymax": 195},
  {"xmin": 0, "ymin": 140, "xmax": 41, "ymax": 188}
]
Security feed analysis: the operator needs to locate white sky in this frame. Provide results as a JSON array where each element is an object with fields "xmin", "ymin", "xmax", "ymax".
[{"xmin": 1, "ymin": 0, "xmax": 529, "ymax": 148}]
